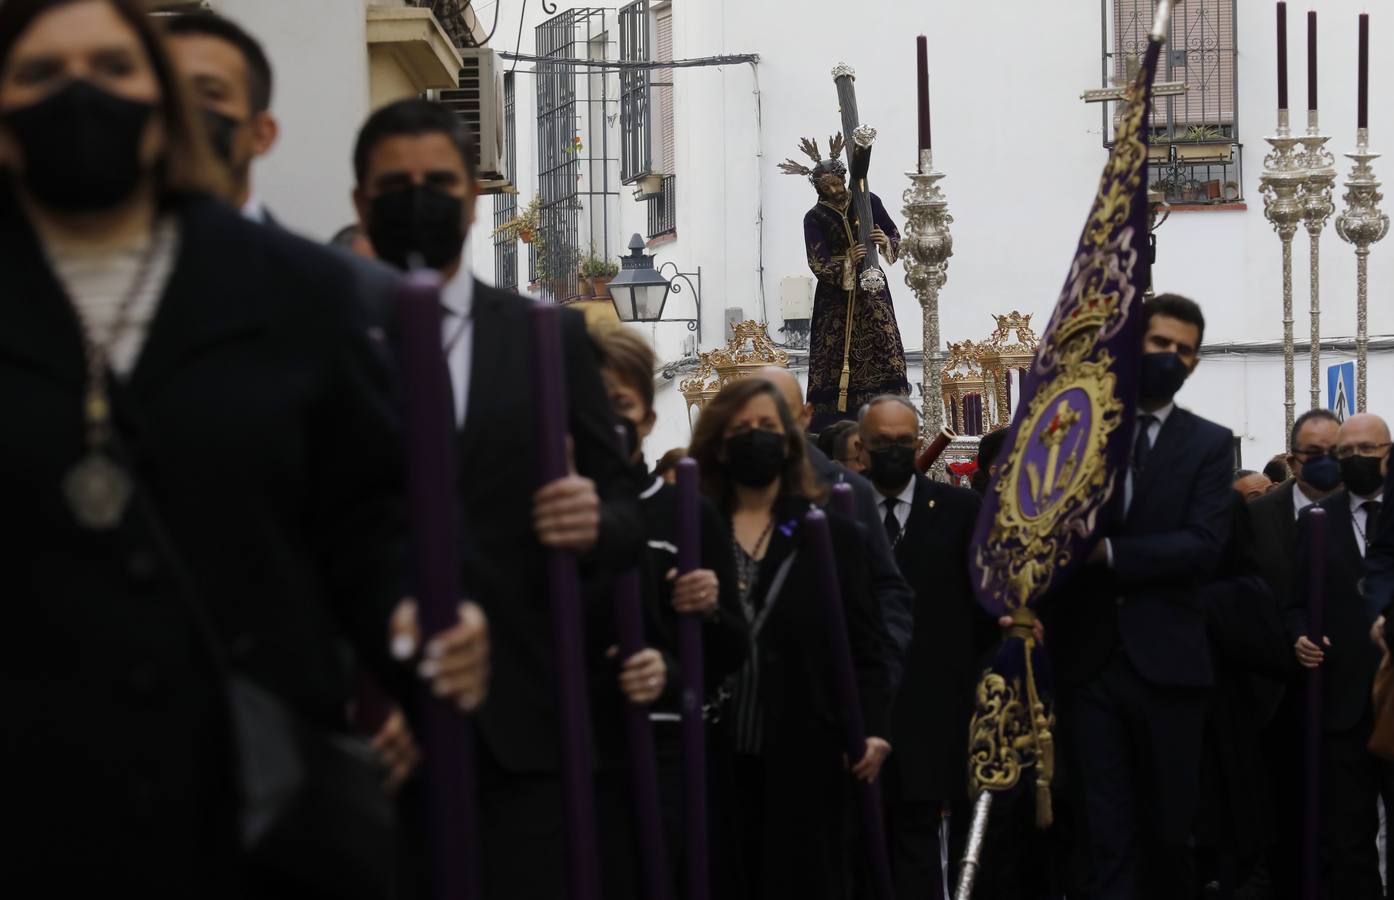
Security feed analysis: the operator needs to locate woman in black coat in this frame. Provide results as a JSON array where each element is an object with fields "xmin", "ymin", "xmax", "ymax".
[
  {"xmin": 688, "ymin": 377, "xmax": 891, "ymax": 900},
  {"xmin": 593, "ymin": 325, "xmax": 749, "ymax": 897},
  {"xmin": 0, "ymin": 1, "xmax": 483, "ymax": 893}
]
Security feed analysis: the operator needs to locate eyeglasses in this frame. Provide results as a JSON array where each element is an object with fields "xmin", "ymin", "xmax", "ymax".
[
  {"xmin": 1291, "ymin": 446, "xmax": 1334, "ymax": 460},
  {"xmin": 1333, "ymin": 442, "xmax": 1393, "ymax": 460},
  {"xmin": 863, "ymin": 437, "xmax": 917, "ymax": 452}
]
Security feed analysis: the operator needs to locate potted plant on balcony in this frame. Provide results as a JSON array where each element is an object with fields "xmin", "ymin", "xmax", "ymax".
[
  {"xmin": 492, "ymin": 195, "xmax": 541, "ymax": 246},
  {"xmin": 580, "ymin": 255, "xmax": 620, "ymax": 301}
]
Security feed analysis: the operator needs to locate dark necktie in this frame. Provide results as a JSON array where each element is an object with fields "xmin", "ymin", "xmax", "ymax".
[
  {"xmin": 1364, "ymin": 500, "xmax": 1383, "ymax": 548},
  {"xmin": 883, "ymin": 498, "xmax": 901, "ymax": 546},
  {"xmin": 1132, "ymin": 414, "xmax": 1158, "ymax": 478}
]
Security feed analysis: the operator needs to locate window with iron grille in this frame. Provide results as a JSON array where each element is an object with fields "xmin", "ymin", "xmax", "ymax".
[
  {"xmin": 1104, "ymin": 0, "xmax": 1242, "ymax": 205},
  {"xmin": 619, "ymin": 1, "xmax": 651, "ymax": 184},
  {"xmin": 492, "ymin": 72, "xmax": 518, "ymax": 290},
  {"xmin": 648, "ymin": 175, "xmax": 676, "ymax": 239},
  {"xmin": 535, "ymin": 11, "xmax": 585, "ymax": 303},
  {"xmin": 534, "ymin": 9, "xmax": 619, "ymax": 303}
]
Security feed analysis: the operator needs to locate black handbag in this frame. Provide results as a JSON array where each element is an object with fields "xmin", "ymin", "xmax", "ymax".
[
  {"xmin": 228, "ymin": 676, "xmax": 397, "ymax": 899},
  {"xmin": 131, "ymin": 479, "xmax": 397, "ymax": 898}
]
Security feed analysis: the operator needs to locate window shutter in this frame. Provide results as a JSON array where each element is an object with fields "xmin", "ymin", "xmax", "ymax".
[{"xmin": 655, "ymin": 6, "xmax": 675, "ymax": 174}]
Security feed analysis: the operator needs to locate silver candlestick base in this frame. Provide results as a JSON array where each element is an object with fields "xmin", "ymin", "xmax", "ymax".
[
  {"xmin": 1300, "ymin": 110, "xmax": 1336, "ymax": 414},
  {"xmin": 1261, "ymin": 108, "xmax": 1308, "ymax": 440},
  {"xmin": 1335, "ymin": 128, "xmax": 1391, "ymax": 413},
  {"xmin": 903, "ymin": 148, "xmax": 954, "ymax": 471}
]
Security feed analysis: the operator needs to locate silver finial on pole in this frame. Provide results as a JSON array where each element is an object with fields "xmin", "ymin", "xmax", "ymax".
[{"xmin": 1336, "ymin": 129, "xmax": 1390, "ymax": 412}]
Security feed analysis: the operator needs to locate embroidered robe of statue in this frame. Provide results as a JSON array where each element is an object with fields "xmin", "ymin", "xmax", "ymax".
[{"xmin": 803, "ymin": 192, "xmax": 910, "ymax": 429}]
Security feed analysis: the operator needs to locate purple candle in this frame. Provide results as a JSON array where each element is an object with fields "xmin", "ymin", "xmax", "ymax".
[
  {"xmin": 1278, "ymin": 2, "xmax": 1290, "ymax": 111},
  {"xmin": 395, "ymin": 271, "xmax": 482, "ymax": 900},
  {"xmin": 804, "ymin": 508, "xmax": 895, "ymax": 900},
  {"xmin": 831, "ymin": 481, "xmax": 856, "ymax": 520},
  {"xmin": 527, "ymin": 302, "xmax": 601, "ymax": 900},
  {"xmin": 1359, "ymin": 14, "xmax": 1370, "ymax": 129},
  {"xmin": 614, "ymin": 571, "xmax": 674, "ymax": 900},
  {"xmin": 1303, "ymin": 506, "xmax": 1326, "ymax": 900},
  {"xmin": 675, "ymin": 457, "xmax": 709, "ymax": 900},
  {"xmin": 1307, "ymin": 11, "xmax": 1317, "ymax": 112},
  {"xmin": 916, "ymin": 35, "xmax": 932, "ymax": 162}
]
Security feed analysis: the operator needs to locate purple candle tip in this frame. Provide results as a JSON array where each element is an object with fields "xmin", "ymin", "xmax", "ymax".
[{"xmin": 1277, "ymin": 2, "xmax": 1290, "ymax": 111}]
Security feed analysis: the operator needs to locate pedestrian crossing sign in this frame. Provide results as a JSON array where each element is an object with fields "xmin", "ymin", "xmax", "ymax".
[{"xmin": 1328, "ymin": 361, "xmax": 1356, "ymax": 422}]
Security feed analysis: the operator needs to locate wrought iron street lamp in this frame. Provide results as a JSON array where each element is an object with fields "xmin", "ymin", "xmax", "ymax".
[{"xmin": 609, "ymin": 234, "xmax": 673, "ymax": 323}]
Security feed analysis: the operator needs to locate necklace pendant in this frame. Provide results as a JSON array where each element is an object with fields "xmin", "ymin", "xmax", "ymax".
[{"xmin": 63, "ymin": 452, "xmax": 133, "ymax": 530}]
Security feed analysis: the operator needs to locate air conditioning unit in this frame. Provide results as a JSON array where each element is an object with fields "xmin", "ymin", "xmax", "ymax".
[{"xmin": 427, "ymin": 49, "xmax": 514, "ymax": 195}]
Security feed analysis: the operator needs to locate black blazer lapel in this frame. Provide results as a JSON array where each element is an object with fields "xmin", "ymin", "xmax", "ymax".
[
  {"xmin": 1278, "ymin": 481, "xmax": 1299, "ymax": 548},
  {"xmin": 897, "ymin": 475, "xmax": 944, "ymax": 566},
  {"xmin": 459, "ymin": 280, "xmax": 509, "ymax": 443},
  {"xmin": 128, "ymin": 200, "xmax": 266, "ymax": 396},
  {"xmin": 748, "ymin": 499, "xmax": 811, "ymax": 614},
  {"xmin": 1326, "ymin": 492, "xmax": 1364, "ymax": 571},
  {"xmin": 0, "ymin": 201, "xmax": 86, "ymax": 388}
]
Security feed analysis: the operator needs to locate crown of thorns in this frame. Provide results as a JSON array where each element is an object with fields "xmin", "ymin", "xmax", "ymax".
[{"xmin": 778, "ymin": 135, "xmax": 847, "ymax": 184}]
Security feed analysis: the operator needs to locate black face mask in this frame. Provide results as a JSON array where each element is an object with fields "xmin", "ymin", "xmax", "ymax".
[
  {"xmin": 1139, "ymin": 351, "xmax": 1190, "ymax": 404},
  {"xmin": 367, "ymin": 185, "xmax": 465, "ymax": 271},
  {"xmin": 723, "ymin": 429, "xmax": 787, "ymax": 488},
  {"xmin": 199, "ymin": 107, "xmax": 243, "ymax": 170},
  {"xmin": 2, "ymin": 80, "xmax": 156, "ymax": 212},
  {"xmin": 866, "ymin": 445, "xmax": 917, "ymax": 493},
  {"xmin": 1340, "ymin": 455, "xmax": 1385, "ymax": 497},
  {"xmin": 1301, "ymin": 454, "xmax": 1343, "ymax": 492}
]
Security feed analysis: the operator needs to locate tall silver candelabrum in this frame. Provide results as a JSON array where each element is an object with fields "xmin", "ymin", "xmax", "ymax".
[
  {"xmin": 903, "ymin": 148, "xmax": 954, "ymax": 457},
  {"xmin": 1261, "ymin": 109, "xmax": 1308, "ymax": 439},
  {"xmin": 1300, "ymin": 111, "xmax": 1336, "ymax": 412},
  {"xmin": 1335, "ymin": 128, "xmax": 1391, "ymax": 412}
]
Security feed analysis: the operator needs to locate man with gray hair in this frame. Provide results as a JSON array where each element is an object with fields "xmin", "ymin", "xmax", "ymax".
[
  {"xmin": 857, "ymin": 393, "xmax": 999, "ymax": 897},
  {"xmin": 1289, "ymin": 412, "xmax": 1394, "ymax": 896}
]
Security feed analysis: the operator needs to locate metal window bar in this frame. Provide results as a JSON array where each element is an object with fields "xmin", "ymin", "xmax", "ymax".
[
  {"xmin": 647, "ymin": 174, "xmax": 676, "ymax": 238},
  {"xmin": 535, "ymin": 8, "xmax": 619, "ymax": 303},
  {"xmin": 493, "ymin": 72, "xmax": 518, "ymax": 290},
  {"xmin": 618, "ymin": 0, "xmax": 651, "ymax": 184},
  {"xmin": 1102, "ymin": 0, "xmax": 1242, "ymax": 205}
]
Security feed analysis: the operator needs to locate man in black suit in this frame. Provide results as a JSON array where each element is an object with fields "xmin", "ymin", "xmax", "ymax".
[
  {"xmin": 1289, "ymin": 413, "xmax": 1394, "ymax": 899},
  {"xmin": 857, "ymin": 393, "xmax": 999, "ymax": 898},
  {"xmin": 1250, "ymin": 409, "xmax": 1343, "ymax": 605},
  {"xmin": 165, "ymin": 12, "xmax": 280, "ymax": 222},
  {"xmin": 1049, "ymin": 293, "xmax": 1234, "ymax": 900},
  {"xmin": 759, "ymin": 365, "xmax": 915, "ymax": 689},
  {"xmin": 1247, "ymin": 408, "xmax": 1341, "ymax": 897},
  {"xmin": 353, "ymin": 100, "xmax": 645, "ymax": 898}
]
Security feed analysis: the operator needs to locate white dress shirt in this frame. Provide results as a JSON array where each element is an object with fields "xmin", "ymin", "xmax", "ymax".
[
  {"xmin": 1350, "ymin": 489, "xmax": 1384, "ymax": 558},
  {"xmin": 241, "ymin": 195, "xmax": 267, "ymax": 224},
  {"xmin": 440, "ymin": 271, "xmax": 475, "ymax": 429},
  {"xmin": 880, "ymin": 476, "xmax": 917, "ymax": 533},
  {"xmin": 1293, "ymin": 481, "xmax": 1319, "ymax": 520}
]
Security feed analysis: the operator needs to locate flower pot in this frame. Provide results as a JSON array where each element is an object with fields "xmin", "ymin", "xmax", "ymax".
[
  {"xmin": 576, "ymin": 276, "xmax": 595, "ymax": 300},
  {"xmin": 592, "ymin": 276, "xmax": 614, "ymax": 302},
  {"xmin": 520, "ymin": 228, "xmax": 534, "ymax": 245}
]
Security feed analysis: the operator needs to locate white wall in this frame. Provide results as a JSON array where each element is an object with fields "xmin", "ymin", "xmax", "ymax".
[
  {"xmin": 211, "ymin": 0, "xmax": 372, "ymax": 239},
  {"xmin": 210, "ymin": 0, "xmax": 1394, "ymax": 461}
]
